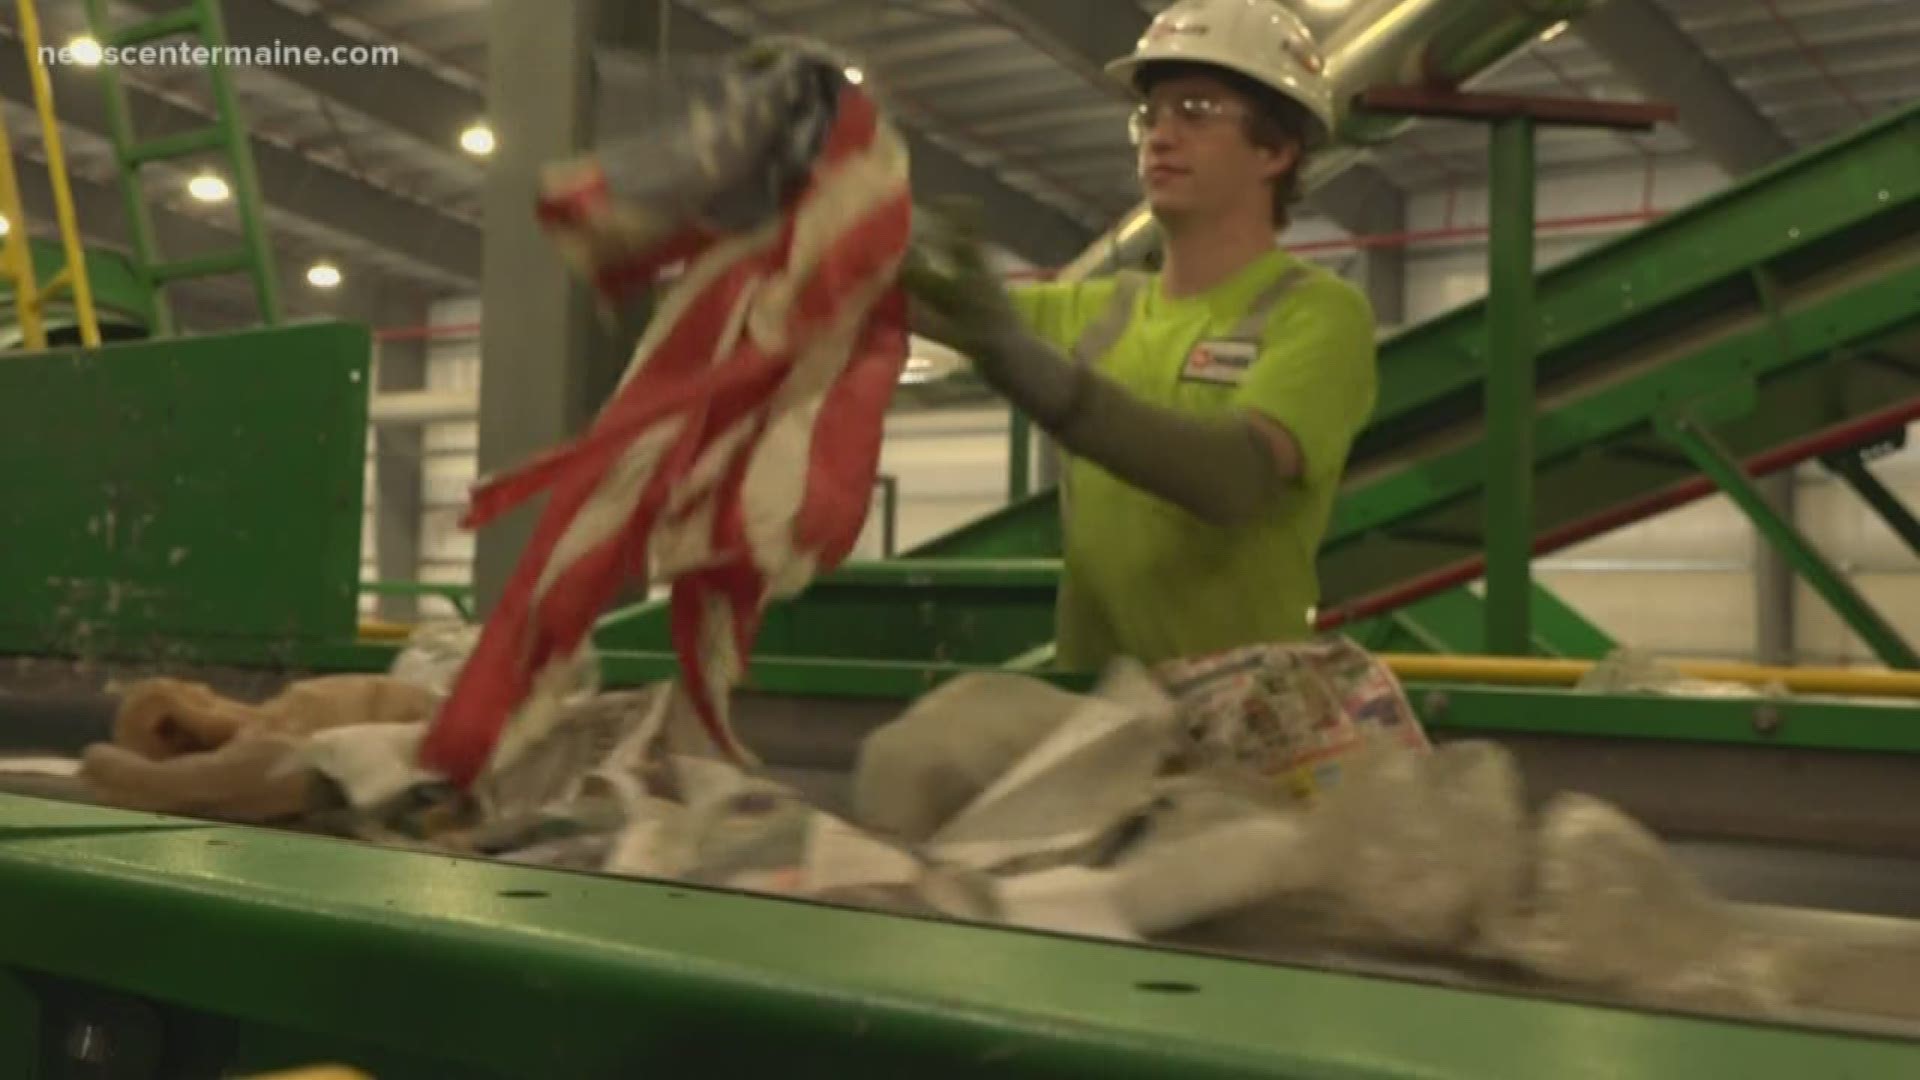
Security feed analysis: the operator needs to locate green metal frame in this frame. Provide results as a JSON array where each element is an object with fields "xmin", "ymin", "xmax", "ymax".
[
  {"xmin": 1661, "ymin": 412, "xmax": 1919, "ymax": 669},
  {"xmin": 1410, "ymin": 681, "xmax": 1920, "ymax": 754},
  {"xmin": 1823, "ymin": 450, "xmax": 1920, "ymax": 558},
  {"xmin": 359, "ymin": 581, "xmax": 477, "ymax": 623},
  {"xmin": 0, "ymin": 240, "xmax": 156, "ymax": 342},
  {"xmin": 0, "ymin": 323, "xmax": 370, "ymax": 657},
  {"xmin": 1483, "ymin": 113, "xmax": 1538, "ymax": 655},
  {"xmin": 3, "ymin": 794, "xmax": 1915, "ymax": 1078},
  {"xmin": 82, "ymin": 0, "xmax": 282, "ymax": 332},
  {"xmin": 598, "ymin": 561, "xmax": 1061, "ymax": 666},
  {"xmin": 1342, "ymin": 582, "xmax": 1618, "ymax": 659}
]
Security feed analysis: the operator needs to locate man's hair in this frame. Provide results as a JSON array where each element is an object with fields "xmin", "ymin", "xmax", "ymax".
[{"xmin": 1137, "ymin": 62, "xmax": 1316, "ymax": 229}]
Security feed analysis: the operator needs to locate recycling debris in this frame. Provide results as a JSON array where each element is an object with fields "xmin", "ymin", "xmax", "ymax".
[{"xmin": 63, "ymin": 627, "xmax": 1833, "ymax": 1019}]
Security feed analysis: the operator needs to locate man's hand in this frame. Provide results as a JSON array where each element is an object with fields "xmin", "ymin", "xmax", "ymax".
[{"xmin": 900, "ymin": 200, "xmax": 1025, "ymax": 364}]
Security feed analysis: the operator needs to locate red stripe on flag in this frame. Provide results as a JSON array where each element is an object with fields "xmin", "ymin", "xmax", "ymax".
[{"xmin": 418, "ymin": 81, "xmax": 911, "ymax": 786}]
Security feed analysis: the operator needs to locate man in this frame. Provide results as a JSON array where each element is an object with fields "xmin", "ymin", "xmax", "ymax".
[{"xmin": 906, "ymin": 0, "xmax": 1379, "ymax": 671}]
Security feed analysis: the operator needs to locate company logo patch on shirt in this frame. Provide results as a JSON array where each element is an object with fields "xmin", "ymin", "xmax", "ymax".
[{"xmin": 1180, "ymin": 339, "xmax": 1257, "ymax": 386}]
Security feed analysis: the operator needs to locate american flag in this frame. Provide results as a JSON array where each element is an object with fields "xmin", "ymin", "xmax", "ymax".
[{"xmin": 417, "ymin": 80, "xmax": 913, "ymax": 787}]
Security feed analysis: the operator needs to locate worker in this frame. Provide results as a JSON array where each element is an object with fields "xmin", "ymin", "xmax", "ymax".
[{"xmin": 904, "ymin": 0, "xmax": 1379, "ymax": 671}]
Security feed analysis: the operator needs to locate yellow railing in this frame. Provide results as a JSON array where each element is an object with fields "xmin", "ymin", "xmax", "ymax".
[
  {"xmin": 0, "ymin": 0, "xmax": 99, "ymax": 349},
  {"xmin": 1384, "ymin": 653, "xmax": 1920, "ymax": 700}
]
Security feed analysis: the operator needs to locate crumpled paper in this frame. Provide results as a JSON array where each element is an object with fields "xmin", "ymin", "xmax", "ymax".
[
  {"xmin": 77, "ymin": 674, "xmax": 440, "ymax": 820},
  {"xmin": 92, "ymin": 635, "xmax": 1819, "ymax": 1019}
]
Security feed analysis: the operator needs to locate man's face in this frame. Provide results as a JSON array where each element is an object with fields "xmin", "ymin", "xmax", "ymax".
[{"xmin": 1133, "ymin": 72, "xmax": 1294, "ymax": 223}]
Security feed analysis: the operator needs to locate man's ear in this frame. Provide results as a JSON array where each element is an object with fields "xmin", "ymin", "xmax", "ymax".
[{"xmin": 1259, "ymin": 139, "xmax": 1300, "ymax": 184}]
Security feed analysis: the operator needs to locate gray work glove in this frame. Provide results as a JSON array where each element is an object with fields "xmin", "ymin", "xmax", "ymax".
[
  {"xmin": 901, "ymin": 202, "xmax": 1089, "ymax": 428},
  {"xmin": 900, "ymin": 201, "xmax": 1288, "ymax": 526}
]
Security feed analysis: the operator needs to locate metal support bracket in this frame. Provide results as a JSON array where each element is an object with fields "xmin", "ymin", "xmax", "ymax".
[
  {"xmin": 1822, "ymin": 450, "xmax": 1920, "ymax": 558},
  {"xmin": 1659, "ymin": 410, "xmax": 1920, "ymax": 669},
  {"xmin": 1352, "ymin": 88, "xmax": 1677, "ymax": 657}
]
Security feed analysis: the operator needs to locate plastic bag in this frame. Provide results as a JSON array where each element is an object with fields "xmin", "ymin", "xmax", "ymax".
[
  {"xmin": 386, "ymin": 621, "xmax": 482, "ymax": 697},
  {"xmin": 1576, "ymin": 648, "xmax": 1777, "ymax": 699}
]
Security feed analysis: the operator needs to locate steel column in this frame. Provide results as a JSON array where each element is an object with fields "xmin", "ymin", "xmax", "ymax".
[
  {"xmin": 372, "ymin": 292, "xmax": 429, "ymax": 622},
  {"xmin": 473, "ymin": 0, "xmax": 596, "ymax": 614},
  {"xmin": 1756, "ymin": 474, "xmax": 1799, "ymax": 664},
  {"xmin": 1008, "ymin": 409, "xmax": 1032, "ymax": 501},
  {"xmin": 1662, "ymin": 414, "xmax": 1920, "ymax": 670},
  {"xmin": 1824, "ymin": 452, "xmax": 1920, "ymax": 558},
  {"xmin": 1483, "ymin": 115, "xmax": 1537, "ymax": 655}
]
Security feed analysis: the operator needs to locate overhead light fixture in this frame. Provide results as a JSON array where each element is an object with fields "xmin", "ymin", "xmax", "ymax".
[
  {"xmin": 187, "ymin": 173, "xmax": 229, "ymax": 203},
  {"xmin": 1299, "ymin": 0, "xmax": 1351, "ymax": 12},
  {"xmin": 0, "ymin": 214, "xmax": 10, "ymax": 237},
  {"xmin": 844, "ymin": 66, "xmax": 865, "ymax": 85},
  {"xmin": 306, "ymin": 261, "xmax": 342, "ymax": 289},
  {"xmin": 67, "ymin": 35, "xmax": 103, "ymax": 66},
  {"xmin": 1539, "ymin": 20, "xmax": 1570, "ymax": 42},
  {"xmin": 459, "ymin": 122, "xmax": 495, "ymax": 156}
]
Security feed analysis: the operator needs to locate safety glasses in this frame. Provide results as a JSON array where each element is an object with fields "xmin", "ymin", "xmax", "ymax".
[{"xmin": 1128, "ymin": 95, "xmax": 1249, "ymax": 144}]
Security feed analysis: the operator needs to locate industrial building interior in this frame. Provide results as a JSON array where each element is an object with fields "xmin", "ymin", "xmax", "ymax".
[{"xmin": 1, "ymin": 0, "xmax": 1919, "ymax": 1076}]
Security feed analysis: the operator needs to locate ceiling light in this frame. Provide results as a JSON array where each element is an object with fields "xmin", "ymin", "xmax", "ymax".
[
  {"xmin": 187, "ymin": 173, "xmax": 229, "ymax": 203},
  {"xmin": 844, "ymin": 66, "xmax": 865, "ymax": 85},
  {"xmin": 1539, "ymin": 20, "xmax": 1570, "ymax": 42},
  {"xmin": 1299, "ymin": 0, "xmax": 1351, "ymax": 12},
  {"xmin": 67, "ymin": 35, "xmax": 103, "ymax": 66},
  {"xmin": 306, "ymin": 261, "xmax": 342, "ymax": 289},
  {"xmin": 0, "ymin": 215, "xmax": 10, "ymax": 237},
  {"xmin": 459, "ymin": 123, "xmax": 495, "ymax": 156}
]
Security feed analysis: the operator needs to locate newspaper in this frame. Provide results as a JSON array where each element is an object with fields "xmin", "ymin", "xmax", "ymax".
[{"xmin": 1155, "ymin": 637, "xmax": 1431, "ymax": 802}]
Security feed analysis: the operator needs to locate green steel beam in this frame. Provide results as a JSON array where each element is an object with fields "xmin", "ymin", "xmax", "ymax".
[
  {"xmin": 1344, "ymin": 583, "xmax": 1616, "ymax": 659},
  {"xmin": 906, "ymin": 490, "xmax": 1062, "ymax": 559},
  {"xmin": 1483, "ymin": 114, "xmax": 1538, "ymax": 656},
  {"xmin": 360, "ymin": 581, "xmax": 477, "ymax": 622},
  {"xmin": 597, "ymin": 560, "xmax": 1062, "ymax": 665},
  {"xmin": 1528, "ymin": 583, "xmax": 1618, "ymax": 658},
  {"xmin": 1408, "ymin": 680, "xmax": 1920, "ymax": 755},
  {"xmin": 1824, "ymin": 452, "xmax": 1920, "ymax": 558},
  {"xmin": 3, "ymin": 794, "xmax": 1915, "ymax": 1078},
  {"xmin": 1660, "ymin": 412, "xmax": 1920, "ymax": 670}
]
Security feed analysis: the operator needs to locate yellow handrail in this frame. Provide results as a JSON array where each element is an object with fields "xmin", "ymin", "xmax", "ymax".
[
  {"xmin": 1384, "ymin": 653, "xmax": 1920, "ymax": 700},
  {"xmin": 0, "ymin": 104, "xmax": 43, "ymax": 348},
  {"xmin": 7, "ymin": 0, "xmax": 100, "ymax": 348}
]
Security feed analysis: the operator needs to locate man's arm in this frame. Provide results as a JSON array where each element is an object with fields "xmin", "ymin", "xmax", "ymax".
[
  {"xmin": 903, "ymin": 218, "xmax": 1371, "ymax": 526},
  {"xmin": 910, "ymin": 292, "xmax": 1367, "ymax": 528}
]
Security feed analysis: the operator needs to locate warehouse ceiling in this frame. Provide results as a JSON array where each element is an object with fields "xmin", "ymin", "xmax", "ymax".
[{"xmin": 0, "ymin": 0, "xmax": 1913, "ymax": 332}]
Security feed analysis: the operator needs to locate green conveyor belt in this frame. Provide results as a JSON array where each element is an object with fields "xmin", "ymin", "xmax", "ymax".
[{"xmin": 0, "ymin": 790, "xmax": 1916, "ymax": 1079}]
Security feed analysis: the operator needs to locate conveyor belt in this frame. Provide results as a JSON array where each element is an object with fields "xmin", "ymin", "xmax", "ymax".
[{"xmin": 4, "ymin": 684, "xmax": 1917, "ymax": 1044}]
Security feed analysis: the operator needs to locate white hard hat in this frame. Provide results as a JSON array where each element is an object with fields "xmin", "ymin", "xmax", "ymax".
[{"xmin": 1106, "ymin": 0, "xmax": 1337, "ymax": 145}]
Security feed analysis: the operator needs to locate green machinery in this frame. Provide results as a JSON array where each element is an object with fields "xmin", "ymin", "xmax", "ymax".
[
  {"xmin": 0, "ymin": 239, "xmax": 154, "ymax": 347},
  {"xmin": 1, "ymin": 101, "xmax": 1920, "ymax": 1077}
]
